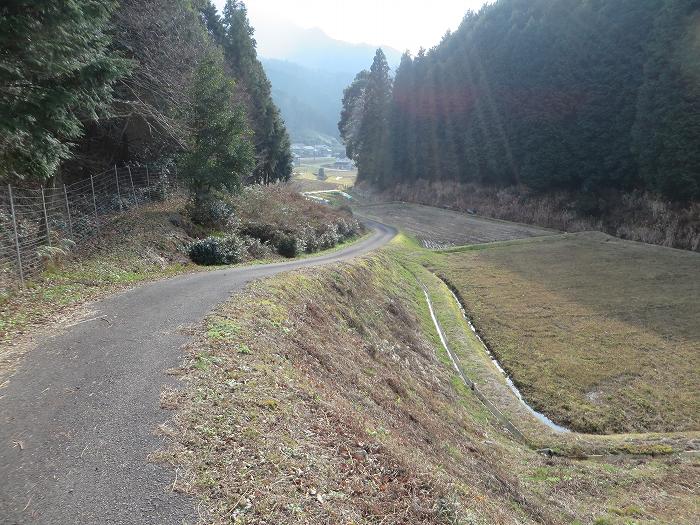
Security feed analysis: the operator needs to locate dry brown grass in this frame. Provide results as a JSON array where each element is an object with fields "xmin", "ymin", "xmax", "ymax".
[
  {"xmin": 364, "ymin": 180, "xmax": 700, "ymax": 251},
  {"xmin": 159, "ymin": 248, "xmax": 699, "ymax": 524},
  {"xmin": 231, "ymin": 184, "xmax": 358, "ymax": 237},
  {"xmin": 354, "ymin": 201, "xmax": 554, "ymax": 248},
  {"xmin": 160, "ymin": 256, "xmax": 554, "ymax": 524},
  {"xmin": 434, "ymin": 232, "xmax": 700, "ymax": 434}
]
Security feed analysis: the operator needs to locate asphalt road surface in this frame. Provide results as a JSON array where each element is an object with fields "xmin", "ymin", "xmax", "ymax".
[{"xmin": 0, "ymin": 221, "xmax": 395, "ymax": 525}]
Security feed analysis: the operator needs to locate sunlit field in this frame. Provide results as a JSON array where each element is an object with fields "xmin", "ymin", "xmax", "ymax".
[
  {"xmin": 354, "ymin": 201, "xmax": 554, "ymax": 248},
  {"xmin": 292, "ymin": 157, "xmax": 357, "ymax": 191},
  {"xmin": 435, "ymin": 233, "xmax": 700, "ymax": 434}
]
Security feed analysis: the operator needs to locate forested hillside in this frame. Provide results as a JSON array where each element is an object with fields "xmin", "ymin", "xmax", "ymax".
[
  {"xmin": 262, "ymin": 59, "xmax": 352, "ymax": 143},
  {"xmin": 342, "ymin": 0, "xmax": 700, "ymax": 248},
  {"xmin": 260, "ymin": 37, "xmax": 400, "ymax": 144},
  {"xmin": 0, "ymin": 0, "xmax": 291, "ymax": 187}
]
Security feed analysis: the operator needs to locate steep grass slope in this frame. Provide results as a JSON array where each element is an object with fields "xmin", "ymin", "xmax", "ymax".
[{"xmin": 161, "ymin": 240, "xmax": 698, "ymax": 524}]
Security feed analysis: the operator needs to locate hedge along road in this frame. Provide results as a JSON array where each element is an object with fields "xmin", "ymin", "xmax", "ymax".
[{"xmin": 0, "ymin": 220, "xmax": 396, "ymax": 525}]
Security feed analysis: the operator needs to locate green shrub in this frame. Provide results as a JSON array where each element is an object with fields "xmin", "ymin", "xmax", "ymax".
[
  {"xmin": 275, "ymin": 234, "xmax": 301, "ymax": 258},
  {"xmin": 188, "ymin": 235, "xmax": 244, "ymax": 265},
  {"xmin": 188, "ymin": 198, "xmax": 235, "ymax": 228}
]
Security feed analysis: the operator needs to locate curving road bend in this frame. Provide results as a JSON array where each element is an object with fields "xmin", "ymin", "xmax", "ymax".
[{"xmin": 0, "ymin": 220, "xmax": 396, "ymax": 525}]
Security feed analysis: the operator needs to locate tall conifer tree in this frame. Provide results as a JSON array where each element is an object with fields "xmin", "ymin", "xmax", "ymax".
[
  {"xmin": 338, "ymin": 70, "xmax": 370, "ymax": 162},
  {"xmin": 0, "ymin": 0, "xmax": 128, "ymax": 182},
  {"xmin": 220, "ymin": 0, "xmax": 292, "ymax": 184},
  {"xmin": 356, "ymin": 49, "xmax": 392, "ymax": 185}
]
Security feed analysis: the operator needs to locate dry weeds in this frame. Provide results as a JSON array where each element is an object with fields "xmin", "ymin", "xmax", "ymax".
[
  {"xmin": 159, "ymin": 251, "xmax": 699, "ymax": 524},
  {"xmin": 435, "ymin": 232, "xmax": 700, "ymax": 434},
  {"xmin": 362, "ymin": 180, "xmax": 700, "ymax": 251},
  {"xmin": 354, "ymin": 202, "xmax": 553, "ymax": 248}
]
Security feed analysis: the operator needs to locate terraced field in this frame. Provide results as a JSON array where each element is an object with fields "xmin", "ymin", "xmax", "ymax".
[
  {"xmin": 291, "ymin": 157, "xmax": 357, "ymax": 191},
  {"xmin": 354, "ymin": 201, "xmax": 555, "ymax": 248},
  {"xmin": 433, "ymin": 232, "xmax": 700, "ymax": 434}
]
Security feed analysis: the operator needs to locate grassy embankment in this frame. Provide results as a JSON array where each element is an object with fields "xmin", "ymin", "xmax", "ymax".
[
  {"xmin": 354, "ymin": 201, "xmax": 699, "ymax": 436},
  {"xmin": 159, "ymin": 230, "xmax": 699, "ymax": 524},
  {"xmin": 368, "ymin": 179, "xmax": 700, "ymax": 251}
]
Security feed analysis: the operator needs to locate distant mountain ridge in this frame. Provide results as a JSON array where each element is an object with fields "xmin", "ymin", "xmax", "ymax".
[
  {"xmin": 205, "ymin": 5, "xmax": 399, "ymax": 143},
  {"xmin": 256, "ymin": 22, "xmax": 401, "ymax": 74},
  {"xmin": 258, "ymin": 25, "xmax": 400, "ymax": 144},
  {"xmin": 276, "ymin": 27, "xmax": 401, "ymax": 74},
  {"xmin": 262, "ymin": 58, "xmax": 352, "ymax": 143}
]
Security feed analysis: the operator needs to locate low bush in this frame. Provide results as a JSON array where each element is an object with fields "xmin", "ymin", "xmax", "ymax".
[
  {"xmin": 187, "ymin": 198, "xmax": 236, "ymax": 228},
  {"xmin": 186, "ymin": 185, "xmax": 364, "ymax": 265},
  {"xmin": 275, "ymin": 234, "xmax": 301, "ymax": 258},
  {"xmin": 242, "ymin": 237, "xmax": 273, "ymax": 260},
  {"xmin": 238, "ymin": 222, "xmax": 278, "ymax": 244},
  {"xmin": 188, "ymin": 235, "xmax": 244, "ymax": 265}
]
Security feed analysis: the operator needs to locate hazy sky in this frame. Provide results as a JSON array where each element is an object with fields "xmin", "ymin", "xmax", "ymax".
[{"xmin": 214, "ymin": 1, "xmax": 490, "ymax": 53}]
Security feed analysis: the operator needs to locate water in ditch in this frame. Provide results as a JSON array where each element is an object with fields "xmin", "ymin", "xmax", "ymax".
[{"xmin": 443, "ymin": 286, "xmax": 570, "ymax": 433}]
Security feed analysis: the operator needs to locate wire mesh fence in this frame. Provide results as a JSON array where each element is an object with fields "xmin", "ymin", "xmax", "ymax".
[{"xmin": 1, "ymin": 164, "xmax": 182, "ymax": 289}]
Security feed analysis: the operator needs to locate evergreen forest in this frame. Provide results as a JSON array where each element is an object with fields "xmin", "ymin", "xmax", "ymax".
[
  {"xmin": 341, "ymin": 0, "xmax": 700, "ymax": 205},
  {"xmin": 0, "ymin": 0, "xmax": 292, "ymax": 190}
]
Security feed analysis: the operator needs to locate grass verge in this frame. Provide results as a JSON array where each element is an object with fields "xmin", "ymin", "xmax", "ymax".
[
  {"xmin": 158, "ymin": 238, "xmax": 699, "ymax": 524},
  {"xmin": 0, "ymin": 193, "xmax": 367, "ymax": 380}
]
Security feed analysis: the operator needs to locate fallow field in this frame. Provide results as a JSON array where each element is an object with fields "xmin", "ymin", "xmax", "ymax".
[
  {"xmin": 436, "ymin": 232, "xmax": 700, "ymax": 434},
  {"xmin": 355, "ymin": 201, "xmax": 555, "ymax": 248},
  {"xmin": 291, "ymin": 157, "xmax": 357, "ymax": 192},
  {"xmin": 358, "ymin": 201, "xmax": 700, "ymax": 436}
]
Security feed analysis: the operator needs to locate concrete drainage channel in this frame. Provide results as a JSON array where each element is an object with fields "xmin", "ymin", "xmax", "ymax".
[
  {"xmin": 441, "ymin": 283, "xmax": 570, "ymax": 434},
  {"xmin": 419, "ymin": 280, "xmax": 529, "ymax": 444}
]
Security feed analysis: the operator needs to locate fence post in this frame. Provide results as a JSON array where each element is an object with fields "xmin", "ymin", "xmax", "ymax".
[
  {"xmin": 63, "ymin": 184, "xmax": 73, "ymax": 239},
  {"xmin": 8, "ymin": 185, "xmax": 25, "ymax": 289},
  {"xmin": 162, "ymin": 167, "xmax": 167, "ymax": 200},
  {"xmin": 90, "ymin": 174, "xmax": 101, "ymax": 237},
  {"xmin": 127, "ymin": 166, "xmax": 138, "ymax": 208},
  {"xmin": 146, "ymin": 165, "xmax": 150, "ymax": 190},
  {"xmin": 40, "ymin": 187, "xmax": 52, "ymax": 247},
  {"xmin": 114, "ymin": 165, "xmax": 122, "ymax": 211}
]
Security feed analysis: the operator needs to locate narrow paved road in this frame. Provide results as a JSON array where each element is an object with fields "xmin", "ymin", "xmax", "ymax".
[{"xmin": 0, "ymin": 221, "xmax": 395, "ymax": 525}]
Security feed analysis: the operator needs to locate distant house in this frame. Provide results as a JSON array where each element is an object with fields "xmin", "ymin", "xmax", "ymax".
[
  {"xmin": 333, "ymin": 158, "xmax": 354, "ymax": 170},
  {"xmin": 314, "ymin": 145, "xmax": 332, "ymax": 157}
]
